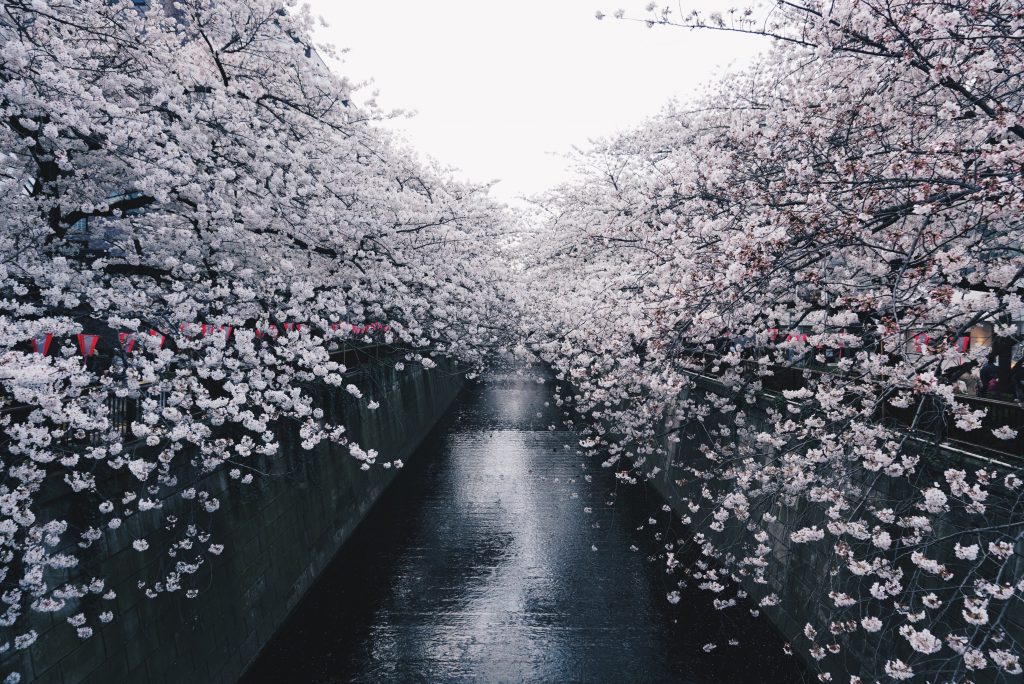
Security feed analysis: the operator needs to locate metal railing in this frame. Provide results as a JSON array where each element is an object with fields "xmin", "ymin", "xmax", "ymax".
[
  {"xmin": 681, "ymin": 352, "xmax": 1024, "ymax": 463},
  {"xmin": 1, "ymin": 340, "xmax": 408, "ymax": 450}
]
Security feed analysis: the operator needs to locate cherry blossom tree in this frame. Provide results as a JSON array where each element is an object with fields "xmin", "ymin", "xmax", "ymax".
[
  {"xmin": 0, "ymin": 0, "xmax": 516, "ymax": 671},
  {"xmin": 530, "ymin": 1, "xmax": 1024, "ymax": 680}
]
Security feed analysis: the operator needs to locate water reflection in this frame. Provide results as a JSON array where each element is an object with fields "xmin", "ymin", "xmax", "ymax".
[{"xmin": 242, "ymin": 369, "xmax": 802, "ymax": 683}]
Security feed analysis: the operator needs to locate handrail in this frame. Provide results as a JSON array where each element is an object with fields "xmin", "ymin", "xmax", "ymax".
[
  {"xmin": 677, "ymin": 351, "xmax": 1024, "ymax": 462},
  {"xmin": 0, "ymin": 340, "xmax": 411, "ymax": 447}
]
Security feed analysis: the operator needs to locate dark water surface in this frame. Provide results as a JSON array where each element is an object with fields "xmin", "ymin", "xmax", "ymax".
[{"xmin": 242, "ymin": 370, "xmax": 802, "ymax": 683}]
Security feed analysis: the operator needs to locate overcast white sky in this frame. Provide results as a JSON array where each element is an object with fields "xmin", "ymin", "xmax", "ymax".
[{"xmin": 305, "ymin": 1, "xmax": 764, "ymax": 203}]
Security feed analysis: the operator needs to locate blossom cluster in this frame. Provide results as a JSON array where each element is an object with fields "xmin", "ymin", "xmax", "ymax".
[
  {"xmin": 529, "ymin": 2, "xmax": 1024, "ymax": 680},
  {"xmin": 0, "ymin": 0, "xmax": 516, "ymax": 671}
]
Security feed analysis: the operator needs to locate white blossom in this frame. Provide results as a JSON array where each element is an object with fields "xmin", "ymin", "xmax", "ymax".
[
  {"xmin": 883, "ymin": 659, "xmax": 914, "ymax": 680},
  {"xmin": 861, "ymin": 617, "xmax": 882, "ymax": 633}
]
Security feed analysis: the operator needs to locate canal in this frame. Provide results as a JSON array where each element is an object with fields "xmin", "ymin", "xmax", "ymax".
[{"xmin": 242, "ymin": 369, "xmax": 802, "ymax": 683}]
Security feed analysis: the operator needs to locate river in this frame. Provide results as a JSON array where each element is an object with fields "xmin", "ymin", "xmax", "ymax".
[{"xmin": 242, "ymin": 369, "xmax": 802, "ymax": 683}]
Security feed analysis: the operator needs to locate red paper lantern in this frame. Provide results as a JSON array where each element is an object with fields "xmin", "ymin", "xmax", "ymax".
[
  {"xmin": 77, "ymin": 333, "xmax": 99, "ymax": 357},
  {"xmin": 31, "ymin": 333, "xmax": 53, "ymax": 356},
  {"xmin": 148, "ymin": 330, "xmax": 166, "ymax": 348},
  {"xmin": 119, "ymin": 332, "xmax": 137, "ymax": 353}
]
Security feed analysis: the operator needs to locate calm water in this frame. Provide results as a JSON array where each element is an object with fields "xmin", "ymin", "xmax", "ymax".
[{"xmin": 242, "ymin": 370, "xmax": 802, "ymax": 683}]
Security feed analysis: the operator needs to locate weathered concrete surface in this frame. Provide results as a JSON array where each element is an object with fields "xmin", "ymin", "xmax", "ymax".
[
  {"xmin": 242, "ymin": 369, "xmax": 801, "ymax": 683},
  {"xmin": 648, "ymin": 372, "xmax": 1024, "ymax": 681},
  {"xmin": 4, "ymin": 358, "xmax": 464, "ymax": 684}
]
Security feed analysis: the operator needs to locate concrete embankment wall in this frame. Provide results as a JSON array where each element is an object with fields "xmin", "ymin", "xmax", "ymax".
[
  {"xmin": 3, "ymin": 359, "xmax": 464, "ymax": 684},
  {"xmin": 645, "ymin": 374, "xmax": 1024, "ymax": 680}
]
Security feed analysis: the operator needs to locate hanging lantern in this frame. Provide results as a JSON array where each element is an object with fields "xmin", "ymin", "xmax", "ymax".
[
  {"xmin": 77, "ymin": 334, "xmax": 99, "ymax": 358},
  {"xmin": 119, "ymin": 332, "xmax": 137, "ymax": 353},
  {"xmin": 31, "ymin": 333, "xmax": 53, "ymax": 356},
  {"xmin": 148, "ymin": 330, "xmax": 166, "ymax": 348},
  {"xmin": 256, "ymin": 324, "xmax": 279, "ymax": 339},
  {"xmin": 201, "ymin": 324, "xmax": 232, "ymax": 339}
]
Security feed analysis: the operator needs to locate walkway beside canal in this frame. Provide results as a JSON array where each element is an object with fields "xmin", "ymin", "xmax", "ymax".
[{"xmin": 243, "ymin": 369, "xmax": 801, "ymax": 683}]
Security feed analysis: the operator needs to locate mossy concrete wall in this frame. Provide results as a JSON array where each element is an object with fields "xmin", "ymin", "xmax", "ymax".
[{"xmin": 3, "ymin": 359, "xmax": 464, "ymax": 684}]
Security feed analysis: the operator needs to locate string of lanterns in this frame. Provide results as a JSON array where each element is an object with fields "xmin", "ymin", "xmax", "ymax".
[{"xmin": 26, "ymin": 322, "xmax": 392, "ymax": 358}]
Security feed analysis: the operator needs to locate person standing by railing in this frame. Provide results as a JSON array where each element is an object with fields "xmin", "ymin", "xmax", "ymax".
[
  {"xmin": 979, "ymin": 357, "xmax": 999, "ymax": 398},
  {"xmin": 1012, "ymin": 358, "xmax": 1024, "ymax": 405}
]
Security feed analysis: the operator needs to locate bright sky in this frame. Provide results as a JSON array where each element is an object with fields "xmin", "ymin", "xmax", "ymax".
[{"xmin": 305, "ymin": 1, "xmax": 764, "ymax": 203}]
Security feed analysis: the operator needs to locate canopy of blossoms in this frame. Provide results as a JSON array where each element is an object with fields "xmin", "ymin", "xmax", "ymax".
[
  {"xmin": 524, "ymin": 1, "xmax": 1024, "ymax": 681},
  {"xmin": 0, "ymin": 0, "xmax": 517, "ymax": 664},
  {"xmin": 4, "ymin": 0, "xmax": 1024, "ymax": 682}
]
